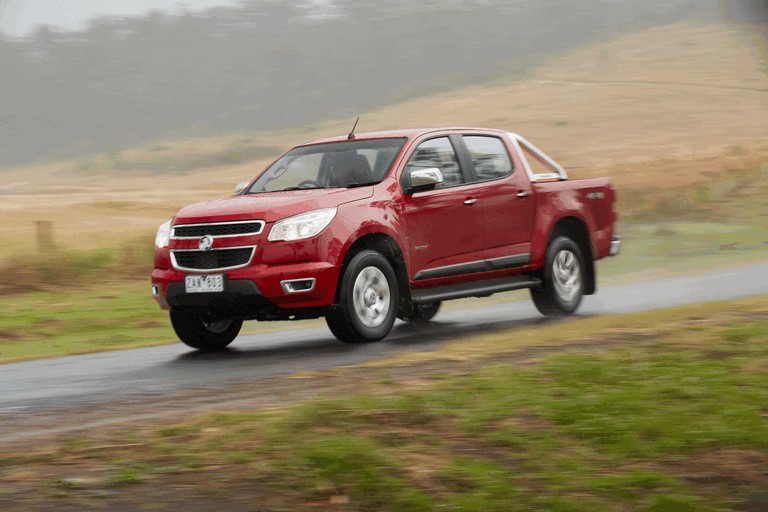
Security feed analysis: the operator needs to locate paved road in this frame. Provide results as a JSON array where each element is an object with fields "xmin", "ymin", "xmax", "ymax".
[{"xmin": 2, "ymin": 262, "xmax": 767, "ymax": 420}]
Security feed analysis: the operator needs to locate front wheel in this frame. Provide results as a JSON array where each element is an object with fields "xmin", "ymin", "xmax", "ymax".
[
  {"xmin": 170, "ymin": 308, "xmax": 243, "ymax": 351},
  {"xmin": 326, "ymin": 250, "xmax": 399, "ymax": 344},
  {"xmin": 530, "ymin": 236, "xmax": 585, "ymax": 316}
]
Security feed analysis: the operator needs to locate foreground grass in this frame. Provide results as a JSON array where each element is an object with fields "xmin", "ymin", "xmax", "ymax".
[{"xmin": 1, "ymin": 296, "xmax": 767, "ymax": 510}]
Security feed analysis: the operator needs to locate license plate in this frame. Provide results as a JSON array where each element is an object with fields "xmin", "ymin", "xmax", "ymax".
[{"xmin": 185, "ymin": 274, "xmax": 224, "ymax": 293}]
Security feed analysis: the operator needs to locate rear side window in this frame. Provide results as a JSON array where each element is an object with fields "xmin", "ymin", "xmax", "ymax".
[
  {"xmin": 404, "ymin": 137, "xmax": 464, "ymax": 187},
  {"xmin": 463, "ymin": 136, "xmax": 513, "ymax": 182}
]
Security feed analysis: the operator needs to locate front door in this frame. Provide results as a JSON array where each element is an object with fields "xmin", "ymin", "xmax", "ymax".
[{"xmin": 401, "ymin": 136, "xmax": 485, "ymax": 281}]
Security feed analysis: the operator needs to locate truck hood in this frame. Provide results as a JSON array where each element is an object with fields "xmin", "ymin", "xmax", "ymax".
[{"xmin": 172, "ymin": 187, "xmax": 373, "ymax": 225}]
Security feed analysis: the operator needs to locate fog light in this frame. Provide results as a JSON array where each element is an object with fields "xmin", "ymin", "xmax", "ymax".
[
  {"xmin": 610, "ymin": 236, "xmax": 622, "ymax": 256},
  {"xmin": 281, "ymin": 278, "xmax": 316, "ymax": 294},
  {"xmin": 151, "ymin": 284, "xmax": 160, "ymax": 297}
]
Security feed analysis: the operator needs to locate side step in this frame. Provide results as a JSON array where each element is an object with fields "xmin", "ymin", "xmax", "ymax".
[{"xmin": 411, "ymin": 275, "xmax": 542, "ymax": 304}]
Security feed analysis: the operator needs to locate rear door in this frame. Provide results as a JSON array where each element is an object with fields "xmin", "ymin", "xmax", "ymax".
[
  {"xmin": 459, "ymin": 134, "xmax": 534, "ymax": 260},
  {"xmin": 400, "ymin": 136, "xmax": 485, "ymax": 280}
]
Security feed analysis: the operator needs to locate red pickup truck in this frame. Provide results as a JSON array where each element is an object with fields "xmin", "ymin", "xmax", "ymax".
[{"xmin": 152, "ymin": 127, "xmax": 620, "ymax": 350}]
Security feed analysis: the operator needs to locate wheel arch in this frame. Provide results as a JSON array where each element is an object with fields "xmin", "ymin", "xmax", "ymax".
[
  {"xmin": 546, "ymin": 216, "xmax": 596, "ymax": 295},
  {"xmin": 336, "ymin": 233, "xmax": 413, "ymax": 317}
]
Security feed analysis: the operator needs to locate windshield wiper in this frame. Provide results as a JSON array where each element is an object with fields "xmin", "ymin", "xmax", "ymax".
[
  {"xmin": 345, "ymin": 181, "xmax": 379, "ymax": 188},
  {"xmin": 281, "ymin": 186, "xmax": 327, "ymax": 191}
]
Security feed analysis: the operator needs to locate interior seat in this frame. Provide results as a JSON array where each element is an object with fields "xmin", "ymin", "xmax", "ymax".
[{"xmin": 332, "ymin": 152, "xmax": 374, "ymax": 186}]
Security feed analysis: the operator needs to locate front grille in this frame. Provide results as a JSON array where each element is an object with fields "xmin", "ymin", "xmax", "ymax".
[
  {"xmin": 172, "ymin": 221, "xmax": 264, "ymax": 238},
  {"xmin": 172, "ymin": 247, "xmax": 254, "ymax": 271}
]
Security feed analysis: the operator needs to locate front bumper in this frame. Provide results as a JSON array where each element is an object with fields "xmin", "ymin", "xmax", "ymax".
[
  {"xmin": 151, "ymin": 260, "xmax": 340, "ymax": 313},
  {"xmin": 609, "ymin": 236, "xmax": 622, "ymax": 256}
]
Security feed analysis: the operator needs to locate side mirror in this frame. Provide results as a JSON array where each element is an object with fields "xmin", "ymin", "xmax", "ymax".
[
  {"xmin": 406, "ymin": 167, "xmax": 444, "ymax": 194},
  {"xmin": 235, "ymin": 181, "xmax": 249, "ymax": 194}
]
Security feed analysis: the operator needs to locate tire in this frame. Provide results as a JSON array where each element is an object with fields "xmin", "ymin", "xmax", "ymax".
[
  {"xmin": 326, "ymin": 250, "xmax": 399, "ymax": 344},
  {"xmin": 401, "ymin": 301, "xmax": 441, "ymax": 324},
  {"xmin": 170, "ymin": 308, "xmax": 243, "ymax": 351},
  {"xmin": 530, "ymin": 236, "xmax": 585, "ymax": 316}
]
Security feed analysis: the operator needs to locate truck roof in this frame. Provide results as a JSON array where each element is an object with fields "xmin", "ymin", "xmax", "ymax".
[{"xmin": 301, "ymin": 127, "xmax": 507, "ymax": 146}]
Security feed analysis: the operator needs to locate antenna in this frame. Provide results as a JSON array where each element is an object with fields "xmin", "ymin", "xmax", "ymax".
[{"xmin": 347, "ymin": 116, "xmax": 360, "ymax": 140}]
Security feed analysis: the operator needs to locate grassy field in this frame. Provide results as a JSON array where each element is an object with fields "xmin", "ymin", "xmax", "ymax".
[
  {"xmin": 1, "ymin": 296, "xmax": 766, "ymax": 510},
  {"xmin": 0, "ymin": 21, "xmax": 765, "ymax": 255}
]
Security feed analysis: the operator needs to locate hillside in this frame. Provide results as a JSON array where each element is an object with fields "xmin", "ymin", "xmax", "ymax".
[
  {"xmin": 0, "ymin": 20, "xmax": 766, "ymax": 258},
  {"xmin": 0, "ymin": 0, "xmax": 719, "ymax": 167}
]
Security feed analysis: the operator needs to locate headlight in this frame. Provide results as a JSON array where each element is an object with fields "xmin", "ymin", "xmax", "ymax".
[
  {"xmin": 268, "ymin": 208, "xmax": 337, "ymax": 242},
  {"xmin": 155, "ymin": 220, "xmax": 172, "ymax": 248}
]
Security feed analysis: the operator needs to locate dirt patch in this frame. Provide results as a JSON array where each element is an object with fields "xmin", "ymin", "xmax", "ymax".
[
  {"xmin": 0, "ymin": 466, "xmax": 312, "ymax": 512},
  {"xmin": 492, "ymin": 414, "xmax": 555, "ymax": 432},
  {"xmin": 138, "ymin": 320, "xmax": 165, "ymax": 329},
  {"xmin": 672, "ymin": 448, "xmax": 768, "ymax": 487},
  {"xmin": 0, "ymin": 329, "xmax": 24, "ymax": 341}
]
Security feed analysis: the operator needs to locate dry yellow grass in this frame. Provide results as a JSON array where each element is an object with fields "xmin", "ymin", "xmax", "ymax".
[{"xmin": 0, "ymin": 21, "xmax": 765, "ymax": 257}]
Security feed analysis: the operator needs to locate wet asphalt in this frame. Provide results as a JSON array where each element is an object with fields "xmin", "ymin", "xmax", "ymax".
[{"xmin": 1, "ymin": 262, "xmax": 767, "ymax": 420}]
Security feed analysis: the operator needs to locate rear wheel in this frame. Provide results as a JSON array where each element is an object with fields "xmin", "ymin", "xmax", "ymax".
[
  {"xmin": 530, "ymin": 236, "xmax": 585, "ymax": 316},
  {"xmin": 326, "ymin": 250, "xmax": 399, "ymax": 344},
  {"xmin": 170, "ymin": 308, "xmax": 243, "ymax": 351}
]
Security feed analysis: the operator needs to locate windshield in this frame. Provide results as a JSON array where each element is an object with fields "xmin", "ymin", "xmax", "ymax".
[{"xmin": 246, "ymin": 138, "xmax": 406, "ymax": 193}]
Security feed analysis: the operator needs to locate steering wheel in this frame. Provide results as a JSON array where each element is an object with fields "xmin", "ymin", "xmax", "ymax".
[{"xmin": 296, "ymin": 179, "xmax": 321, "ymax": 188}]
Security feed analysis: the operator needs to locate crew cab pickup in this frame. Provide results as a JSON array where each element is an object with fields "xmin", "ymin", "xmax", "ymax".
[{"xmin": 152, "ymin": 127, "xmax": 620, "ymax": 350}]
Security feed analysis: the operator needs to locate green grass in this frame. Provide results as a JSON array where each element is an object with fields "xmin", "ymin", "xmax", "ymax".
[
  {"xmin": 597, "ymin": 221, "xmax": 768, "ymax": 284},
  {"xmin": 0, "ymin": 282, "xmax": 173, "ymax": 361},
  {"xmin": 0, "ymin": 282, "xmax": 322, "ymax": 363},
  {"xmin": 106, "ymin": 462, "xmax": 156, "ymax": 486},
  {"xmin": 3, "ymin": 297, "xmax": 767, "ymax": 510}
]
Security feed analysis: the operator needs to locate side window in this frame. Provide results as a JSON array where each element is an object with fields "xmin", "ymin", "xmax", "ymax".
[
  {"xmin": 404, "ymin": 137, "xmax": 464, "ymax": 187},
  {"xmin": 463, "ymin": 136, "xmax": 513, "ymax": 182}
]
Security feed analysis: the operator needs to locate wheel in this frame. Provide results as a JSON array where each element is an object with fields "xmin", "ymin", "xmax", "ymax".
[
  {"xmin": 170, "ymin": 308, "xmax": 243, "ymax": 351},
  {"xmin": 326, "ymin": 249, "xmax": 399, "ymax": 344},
  {"xmin": 530, "ymin": 236, "xmax": 585, "ymax": 316},
  {"xmin": 401, "ymin": 301, "xmax": 441, "ymax": 324}
]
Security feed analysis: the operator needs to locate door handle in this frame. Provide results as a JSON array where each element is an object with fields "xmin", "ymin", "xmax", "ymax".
[
  {"xmin": 516, "ymin": 191, "xmax": 531, "ymax": 198},
  {"xmin": 463, "ymin": 198, "xmax": 478, "ymax": 205}
]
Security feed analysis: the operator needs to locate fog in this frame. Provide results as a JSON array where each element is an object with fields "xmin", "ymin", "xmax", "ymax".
[
  {"xmin": 0, "ymin": 0, "xmax": 761, "ymax": 169},
  {"xmin": 0, "ymin": 0, "xmax": 241, "ymax": 37}
]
